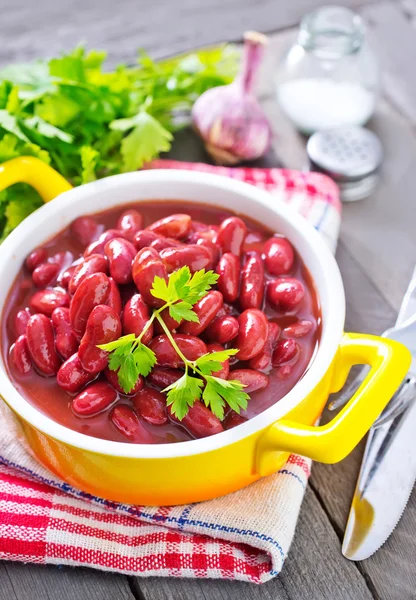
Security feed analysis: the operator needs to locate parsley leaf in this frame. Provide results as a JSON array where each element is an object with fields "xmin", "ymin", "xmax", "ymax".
[
  {"xmin": 184, "ymin": 269, "xmax": 219, "ymax": 305},
  {"xmin": 150, "ymin": 275, "xmax": 171, "ymax": 303},
  {"xmin": 98, "ymin": 334, "xmax": 136, "ymax": 352},
  {"xmin": 202, "ymin": 376, "xmax": 249, "ymax": 419},
  {"xmin": 132, "ymin": 343, "xmax": 157, "ymax": 378},
  {"xmin": 118, "ymin": 112, "xmax": 173, "ymax": 172},
  {"xmin": 102, "ymin": 337, "xmax": 157, "ymax": 393},
  {"xmin": 150, "ymin": 266, "xmax": 218, "ymax": 321},
  {"xmin": 80, "ymin": 145, "xmax": 99, "ymax": 183},
  {"xmin": 169, "ymin": 301, "xmax": 199, "ymax": 323},
  {"xmin": 195, "ymin": 349, "xmax": 239, "ymax": 375},
  {"xmin": 164, "ymin": 373, "xmax": 203, "ymax": 420}
]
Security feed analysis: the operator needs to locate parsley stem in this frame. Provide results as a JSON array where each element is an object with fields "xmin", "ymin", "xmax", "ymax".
[
  {"xmin": 155, "ymin": 312, "xmax": 191, "ymax": 366},
  {"xmin": 154, "ymin": 314, "xmax": 216, "ymax": 385},
  {"xmin": 135, "ymin": 300, "xmax": 174, "ymax": 346}
]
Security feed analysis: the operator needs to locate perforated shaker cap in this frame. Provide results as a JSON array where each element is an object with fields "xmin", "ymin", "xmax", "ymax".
[{"xmin": 307, "ymin": 126, "xmax": 383, "ymax": 201}]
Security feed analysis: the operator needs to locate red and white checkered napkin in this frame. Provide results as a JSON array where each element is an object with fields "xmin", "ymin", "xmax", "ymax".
[{"xmin": 0, "ymin": 162, "xmax": 341, "ymax": 584}]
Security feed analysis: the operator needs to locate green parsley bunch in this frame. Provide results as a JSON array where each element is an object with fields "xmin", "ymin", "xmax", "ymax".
[{"xmin": 0, "ymin": 45, "xmax": 238, "ymax": 240}]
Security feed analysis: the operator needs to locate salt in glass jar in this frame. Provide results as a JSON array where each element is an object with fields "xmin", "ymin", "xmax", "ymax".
[{"xmin": 276, "ymin": 6, "xmax": 380, "ymax": 134}]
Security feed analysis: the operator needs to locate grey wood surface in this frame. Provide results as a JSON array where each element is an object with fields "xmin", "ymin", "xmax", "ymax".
[{"xmin": 1, "ymin": 0, "xmax": 416, "ymax": 599}]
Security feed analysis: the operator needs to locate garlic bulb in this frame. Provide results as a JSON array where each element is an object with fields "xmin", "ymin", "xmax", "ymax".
[{"xmin": 192, "ymin": 31, "xmax": 272, "ymax": 165}]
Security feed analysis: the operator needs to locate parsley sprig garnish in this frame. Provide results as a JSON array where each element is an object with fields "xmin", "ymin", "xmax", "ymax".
[{"xmin": 98, "ymin": 266, "xmax": 249, "ymax": 420}]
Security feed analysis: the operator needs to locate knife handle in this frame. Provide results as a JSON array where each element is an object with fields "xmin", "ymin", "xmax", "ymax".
[
  {"xmin": 0, "ymin": 156, "xmax": 72, "ymax": 202},
  {"xmin": 256, "ymin": 333, "xmax": 411, "ymax": 469}
]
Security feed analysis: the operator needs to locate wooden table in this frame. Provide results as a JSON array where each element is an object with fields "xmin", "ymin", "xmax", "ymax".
[{"xmin": 0, "ymin": 1, "xmax": 415, "ymax": 598}]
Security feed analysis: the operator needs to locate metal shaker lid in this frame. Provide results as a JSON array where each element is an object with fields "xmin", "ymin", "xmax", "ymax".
[{"xmin": 306, "ymin": 126, "xmax": 383, "ymax": 201}]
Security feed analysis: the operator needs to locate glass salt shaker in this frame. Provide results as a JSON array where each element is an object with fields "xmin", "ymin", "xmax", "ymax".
[{"xmin": 276, "ymin": 6, "xmax": 380, "ymax": 134}]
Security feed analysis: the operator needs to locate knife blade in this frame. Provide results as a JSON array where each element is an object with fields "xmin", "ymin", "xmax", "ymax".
[{"xmin": 342, "ymin": 266, "xmax": 416, "ymax": 561}]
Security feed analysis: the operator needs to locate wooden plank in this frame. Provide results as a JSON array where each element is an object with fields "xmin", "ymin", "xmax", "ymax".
[
  {"xmin": 0, "ymin": 563, "xmax": 134, "ymax": 600},
  {"xmin": 133, "ymin": 488, "xmax": 374, "ymax": 600},
  {"xmin": 311, "ymin": 240, "xmax": 416, "ymax": 600},
  {"xmin": 326, "ymin": 98, "xmax": 416, "ymax": 313},
  {"xmin": 0, "ymin": 0, "xmax": 375, "ymax": 68},
  {"xmin": 360, "ymin": 1, "xmax": 416, "ymax": 125}
]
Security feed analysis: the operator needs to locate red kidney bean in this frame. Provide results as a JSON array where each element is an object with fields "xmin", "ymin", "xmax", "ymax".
[
  {"xmin": 214, "ymin": 216, "xmax": 247, "ymax": 256},
  {"xmin": 179, "ymin": 291, "xmax": 223, "ymax": 336},
  {"xmin": 57, "ymin": 353, "xmax": 96, "ymax": 393},
  {"xmin": 84, "ymin": 229, "xmax": 127, "ymax": 257},
  {"xmin": 30, "ymin": 288, "xmax": 70, "ymax": 316},
  {"xmin": 267, "ymin": 278, "xmax": 305, "ymax": 311},
  {"xmin": 196, "ymin": 237, "xmax": 219, "ymax": 269},
  {"xmin": 272, "ymin": 339, "xmax": 300, "ymax": 367},
  {"xmin": 263, "ymin": 236, "xmax": 294, "ymax": 275},
  {"xmin": 216, "ymin": 253, "xmax": 240, "ymax": 303},
  {"xmin": 160, "ymin": 245, "xmax": 211, "ymax": 274},
  {"xmin": 224, "ymin": 411, "xmax": 248, "ymax": 429},
  {"xmin": 72, "ymin": 382, "xmax": 117, "ymax": 417},
  {"xmin": 26, "ymin": 314, "xmax": 61, "ymax": 376},
  {"xmin": 248, "ymin": 321, "xmax": 280, "ymax": 371},
  {"xmin": 206, "ymin": 343, "xmax": 229, "ymax": 379},
  {"xmin": 197, "ymin": 228, "xmax": 217, "ymax": 243},
  {"xmin": 283, "ymin": 320, "xmax": 314, "ymax": 338},
  {"xmin": 235, "ymin": 309, "xmax": 268, "ymax": 360},
  {"xmin": 169, "ymin": 401, "xmax": 224, "ymax": 438},
  {"xmin": 228, "ymin": 368, "xmax": 269, "ymax": 393},
  {"xmin": 122, "ymin": 294, "xmax": 153, "ymax": 345},
  {"xmin": 71, "ymin": 216, "xmax": 100, "ymax": 246},
  {"xmin": 150, "ymin": 237, "xmax": 183, "ymax": 252},
  {"xmin": 149, "ymin": 334, "xmax": 207, "ymax": 368},
  {"xmin": 104, "ymin": 367, "xmax": 143, "ymax": 396},
  {"xmin": 52, "ymin": 307, "xmax": 79, "ymax": 360},
  {"xmin": 10, "ymin": 335, "xmax": 32, "ymax": 375},
  {"xmin": 49, "ymin": 251, "xmax": 73, "ymax": 270},
  {"xmin": 146, "ymin": 367, "xmax": 182, "ymax": 389},
  {"xmin": 133, "ymin": 387, "xmax": 167, "ymax": 425},
  {"xmin": 240, "ymin": 251, "xmax": 264, "ymax": 310},
  {"xmin": 243, "ymin": 230, "xmax": 267, "ymax": 253},
  {"xmin": 32, "ymin": 262, "xmax": 60, "ymax": 288},
  {"xmin": 14, "ymin": 308, "xmax": 32, "ymax": 337},
  {"xmin": 187, "ymin": 228, "xmax": 216, "ymax": 245},
  {"xmin": 110, "ymin": 405, "xmax": 153, "ymax": 442},
  {"xmin": 218, "ymin": 303, "xmax": 235, "ymax": 317},
  {"xmin": 78, "ymin": 305, "xmax": 122, "ymax": 374},
  {"xmin": 205, "ymin": 315, "xmax": 239, "ymax": 345},
  {"xmin": 70, "ymin": 273, "xmax": 111, "ymax": 334},
  {"xmin": 106, "ymin": 277, "xmax": 123, "ymax": 315},
  {"xmin": 133, "ymin": 230, "xmax": 160, "ymax": 250},
  {"xmin": 147, "ymin": 214, "xmax": 191, "ymax": 239},
  {"xmin": 25, "ymin": 248, "xmax": 48, "ymax": 272},
  {"xmin": 153, "ymin": 307, "xmax": 182, "ymax": 335},
  {"xmin": 133, "ymin": 246, "xmax": 159, "ymax": 266},
  {"xmin": 190, "ymin": 220, "xmax": 210, "ymax": 233},
  {"xmin": 104, "ymin": 238, "xmax": 136, "ymax": 285},
  {"xmin": 68, "ymin": 255, "xmax": 108, "ymax": 294},
  {"xmin": 116, "ymin": 209, "xmax": 143, "ymax": 239},
  {"xmin": 132, "ymin": 248, "xmax": 168, "ymax": 307},
  {"xmin": 58, "ymin": 265, "xmax": 77, "ymax": 289}
]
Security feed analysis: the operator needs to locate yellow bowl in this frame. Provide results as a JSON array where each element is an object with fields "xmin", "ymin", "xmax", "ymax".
[{"xmin": 0, "ymin": 157, "xmax": 411, "ymax": 505}]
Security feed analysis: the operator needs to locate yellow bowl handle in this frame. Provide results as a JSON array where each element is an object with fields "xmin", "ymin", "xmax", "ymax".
[
  {"xmin": 0, "ymin": 156, "xmax": 72, "ymax": 202},
  {"xmin": 256, "ymin": 333, "xmax": 411, "ymax": 472}
]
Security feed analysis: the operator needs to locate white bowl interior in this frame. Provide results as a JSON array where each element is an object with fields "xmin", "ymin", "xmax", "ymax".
[{"xmin": 0, "ymin": 170, "xmax": 345, "ymax": 458}]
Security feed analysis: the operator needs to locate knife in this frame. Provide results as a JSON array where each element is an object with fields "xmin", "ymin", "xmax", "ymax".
[{"xmin": 342, "ymin": 267, "xmax": 416, "ymax": 561}]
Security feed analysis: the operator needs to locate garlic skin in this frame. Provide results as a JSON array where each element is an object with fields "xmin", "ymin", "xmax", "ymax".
[{"xmin": 192, "ymin": 31, "xmax": 272, "ymax": 165}]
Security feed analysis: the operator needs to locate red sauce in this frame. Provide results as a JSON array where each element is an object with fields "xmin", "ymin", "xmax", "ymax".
[{"xmin": 1, "ymin": 201, "xmax": 321, "ymax": 444}]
